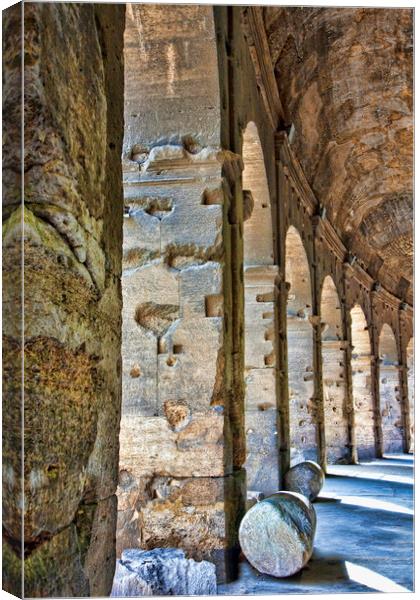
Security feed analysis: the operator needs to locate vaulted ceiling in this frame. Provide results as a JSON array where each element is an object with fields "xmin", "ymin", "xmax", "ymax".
[{"xmin": 262, "ymin": 7, "xmax": 413, "ymax": 303}]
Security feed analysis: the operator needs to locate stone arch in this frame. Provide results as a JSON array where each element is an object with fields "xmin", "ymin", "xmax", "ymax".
[
  {"xmin": 379, "ymin": 323, "xmax": 404, "ymax": 453},
  {"xmin": 242, "ymin": 122, "xmax": 274, "ymax": 266},
  {"xmin": 350, "ymin": 304, "xmax": 376, "ymax": 459},
  {"xmin": 242, "ymin": 121, "xmax": 279, "ymax": 495},
  {"xmin": 285, "ymin": 225, "xmax": 317, "ymax": 464},
  {"xmin": 320, "ymin": 275, "xmax": 350, "ymax": 464},
  {"xmin": 407, "ymin": 337, "xmax": 414, "ymax": 453}
]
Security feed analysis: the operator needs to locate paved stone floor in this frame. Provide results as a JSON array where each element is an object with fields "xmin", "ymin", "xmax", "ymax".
[{"xmin": 219, "ymin": 454, "xmax": 414, "ymax": 595}]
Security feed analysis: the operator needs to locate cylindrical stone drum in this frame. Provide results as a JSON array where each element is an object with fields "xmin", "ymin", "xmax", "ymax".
[
  {"xmin": 239, "ymin": 491, "xmax": 316, "ymax": 577},
  {"xmin": 284, "ymin": 460, "xmax": 325, "ymax": 501}
]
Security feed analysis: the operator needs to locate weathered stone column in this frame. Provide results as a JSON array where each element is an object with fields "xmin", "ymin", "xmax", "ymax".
[
  {"xmin": 117, "ymin": 6, "xmax": 248, "ymax": 583},
  {"xmin": 370, "ymin": 288, "xmax": 384, "ymax": 458},
  {"xmin": 311, "ymin": 219, "xmax": 327, "ymax": 471},
  {"xmin": 3, "ymin": 3, "xmax": 125, "ymax": 597},
  {"xmin": 342, "ymin": 267, "xmax": 358, "ymax": 464},
  {"xmin": 117, "ymin": 146, "xmax": 246, "ymax": 583},
  {"xmin": 397, "ymin": 307, "xmax": 412, "ymax": 454},
  {"xmin": 244, "ymin": 265, "xmax": 279, "ymax": 493},
  {"xmin": 276, "ymin": 279, "xmax": 292, "ymax": 480},
  {"xmin": 274, "ymin": 147, "xmax": 291, "ymax": 482},
  {"xmin": 309, "ymin": 314, "xmax": 327, "ymax": 471}
]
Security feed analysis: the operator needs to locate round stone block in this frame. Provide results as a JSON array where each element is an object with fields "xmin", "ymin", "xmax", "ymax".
[
  {"xmin": 284, "ymin": 460, "xmax": 325, "ymax": 501},
  {"xmin": 239, "ymin": 491, "xmax": 316, "ymax": 577}
]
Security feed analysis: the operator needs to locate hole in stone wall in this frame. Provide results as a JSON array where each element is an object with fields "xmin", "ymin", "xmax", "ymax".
[
  {"xmin": 205, "ymin": 294, "xmax": 223, "ymax": 317},
  {"xmin": 256, "ymin": 292, "xmax": 274, "ymax": 302},
  {"xmin": 202, "ymin": 188, "xmax": 224, "ymax": 205}
]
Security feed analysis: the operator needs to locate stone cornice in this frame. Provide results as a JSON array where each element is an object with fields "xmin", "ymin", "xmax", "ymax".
[
  {"xmin": 313, "ymin": 216, "xmax": 347, "ymax": 262},
  {"xmin": 242, "ymin": 7, "xmax": 286, "ymax": 130},
  {"xmin": 274, "ymin": 132, "xmax": 413, "ymax": 313}
]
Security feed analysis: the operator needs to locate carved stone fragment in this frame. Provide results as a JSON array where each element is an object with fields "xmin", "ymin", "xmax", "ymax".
[{"xmin": 111, "ymin": 548, "xmax": 217, "ymax": 596}]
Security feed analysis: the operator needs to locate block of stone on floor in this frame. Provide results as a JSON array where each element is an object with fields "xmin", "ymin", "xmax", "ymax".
[{"xmin": 111, "ymin": 548, "xmax": 217, "ymax": 596}]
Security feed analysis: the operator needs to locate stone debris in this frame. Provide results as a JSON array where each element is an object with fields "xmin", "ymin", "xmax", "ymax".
[
  {"xmin": 285, "ymin": 460, "xmax": 325, "ymax": 501},
  {"xmin": 239, "ymin": 491, "xmax": 316, "ymax": 578},
  {"xmin": 111, "ymin": 548, "xmax": 217, "ymax": 596}
]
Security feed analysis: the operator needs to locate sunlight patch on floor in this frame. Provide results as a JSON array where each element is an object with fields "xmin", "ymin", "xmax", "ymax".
[
  {"xmin": 319, "ymin": 492, "xmax": 413, "ymax": 515},
  {"xmin": 345, "ymin": 562, "xmax": 412, "ymax": 593}
]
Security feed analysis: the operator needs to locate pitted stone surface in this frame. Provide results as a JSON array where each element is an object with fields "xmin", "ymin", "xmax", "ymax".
[{"xmin": 2, "ymin": 3, "xmax": 125, "ymax": 596}]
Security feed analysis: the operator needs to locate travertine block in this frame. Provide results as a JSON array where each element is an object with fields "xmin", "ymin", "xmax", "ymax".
[
  {"xmin": 111, "ymin": 548, "xmax": 217, "ymax": 597},
  {"xmin": 118, "ymin": 413, "xmax": 225, "ymax": 480}
]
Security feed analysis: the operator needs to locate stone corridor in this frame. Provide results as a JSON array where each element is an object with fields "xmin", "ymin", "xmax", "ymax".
[
  {"xmin": 2, "ymin": 3, "xmax": 413, "ymax": 597},
  {"xmin": 219, "ymin": 455, "xmax": 414, "ymax": 595}
]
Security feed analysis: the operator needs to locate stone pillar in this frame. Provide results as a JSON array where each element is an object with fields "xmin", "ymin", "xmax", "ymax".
[
  {"xmin": 274, "ymin": 153, "xmax": 291, "ymax": 482},
  {"xmin": 398, "ymin": 309, "xmax": 411, "ymax": 454},
  {"xmin": 117, "ymin": 147, "xmax": 246, "ymax": 583},
  {"xmin": 244, "ymin": 265, "xmax": 280, "ymax": 494},
  {"xmin": 398, "ymin": 364, "xmax": 411, "ymax": 453},
  {"xmin": 311, "ymin": 220, "xmax": 327, "ymax": 471},
  {"xmin": 341, "ymin": 268, "xmax": 358, "ymax": 463},
  {"xmin": 309, "ymin": 315, "xmax": 327, "ymax": 471},
  {"xmin": 341, "ymin": 332, "xmax": 358, "ymax": 464},
  {"xmin": 370, "ymin": 290, "xmax": 383, "ymax": 458},
  {"xmin": 276, "ymin": 280, "xmax": 292, "ymax": 480},
  {"xmin": 2, "ymin": 3, "xmax": 125, "ymax": 596}
]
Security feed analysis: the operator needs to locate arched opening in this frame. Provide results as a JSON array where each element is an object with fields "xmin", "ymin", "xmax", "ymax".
[
  {"xmin": 350, "ymin": 305, "xmax": 376, "ymax": 459},
  {"xmin": 407, "ymin": 337, "xmax": 414, "ymax": 453},
  {"xmin": 320, "ymin": 276, "xmax": 350, "ymax": 464},
  {"xmin": 379, "ymin": 324, "xmax": 404, "ymax": 453},
  {"xmin": 285, "ymin": 226, "xmax": 316, "ymax": 464},
  {"xmin": 242, "ymin": 122, "xmax": 279, "ymax": 495}
]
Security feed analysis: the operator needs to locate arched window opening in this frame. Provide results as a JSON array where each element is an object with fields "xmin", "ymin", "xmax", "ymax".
[
  {"xmin": 320, "ymin": 276, "xmax": 350, "ymax": 464},
  {"xmin": 350, "ymin": 305, "xmax": 376, "ymax": 459},
  {"xmin": 285, "ymin": 226, "xmax": 316, "ymax": 464},
  {"xmin": 242, "ymin": 122, "xmax": 279, "ymax": 495},
  {"xmin": 407, "ymin": 337, "xmax": 414, "ymax": 453},
  {"xmin": 379, "ymin": 324, "xmax": 404, "ymax": 453}
]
